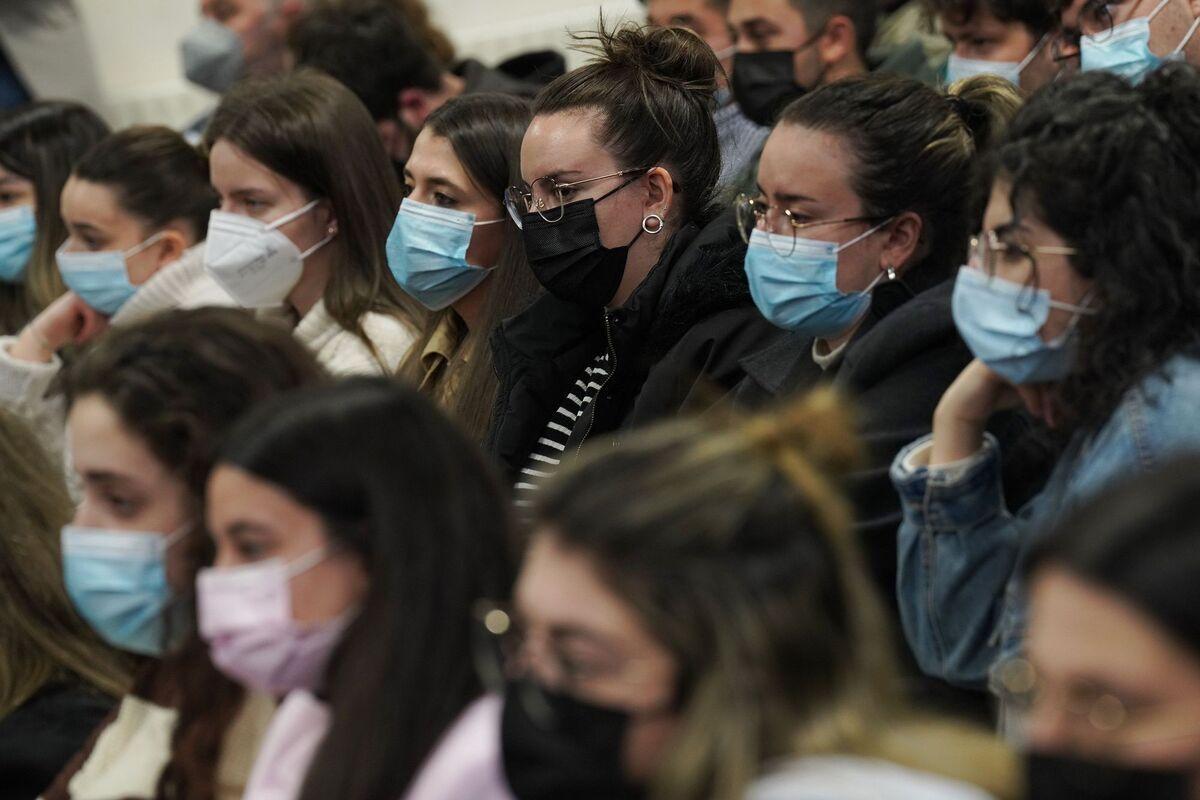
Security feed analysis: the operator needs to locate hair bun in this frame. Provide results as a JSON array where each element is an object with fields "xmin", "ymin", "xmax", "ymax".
[
  {"xmin": 945, "ymin": 75, "xmax": 1023, "ymax": 153},
  {"xmin": 573, "ymin": 17, "xmax": 719, "ymax": 102},
  {"xmin": 742, "ymin": 387, "xmax": 863, "ymax": 482}
]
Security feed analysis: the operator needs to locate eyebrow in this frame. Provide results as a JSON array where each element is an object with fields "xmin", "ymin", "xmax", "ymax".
[
  {"xmin": 427, "ymin": 175, "xmax": 467, "ymax": 194},
  {"xmin": 0, "ymin": 175, "xmax": 25, "ymax": 187},
  {"xmin": 82, "ymin": 469, "xmax": 132, "ymax": 486},
  {"xmin": 775, "ymin": 191, "xmax": 820, "ymax": 205},
  {"xmin": 541, "ymin": 170, "xmax": 584, "ymax": 182},
  {"xmin": 227, "ymin": 520, "xmax": 274, "ymax": 539},
  {"xmin": 69, "ymin": 221, "xmax": 104, "ymax": 237},
  {"xmin": 547, "ymin": 624, "xmax": 616, "ymax": 651},
  {"xmin": 740, "ymin": 17, "xmax": 778, "ymax": 33}
]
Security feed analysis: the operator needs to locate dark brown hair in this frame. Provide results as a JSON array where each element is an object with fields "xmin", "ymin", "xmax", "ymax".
[
  {"xmin": 397, "ymin": 93, "xmax": 540, "ymax": 440},
  {"xmin": 73, "ymin": 126, "xmax": 217, "ymax": 244},
  {"xmin": 0, "ymin": 408, "xmax": 134, "ymax": 717},
  {"xmin": 218, "ymin": 378, "xmax": 514, "ymax": 800},
  {"xmin": 780, "ymin": 73, "xmax": 1021, "ymax": 286},
  {"xmin": 203, "ymin": 70, "xmax": 428, "ymax": 363},
  {"xmin": 59, "ymin": 307, "xmax": 329, "ymax": 800},
  {"xmin": 924, "ymin": 0, "xmax": 1056, "ymax": 36},
  {"xmin": 534, "ymin": 19, "xmax": 722, "ymax": 223},
  {"xmin": 0, "ymin": 101, "xmax": 109, "ymax": 332}
]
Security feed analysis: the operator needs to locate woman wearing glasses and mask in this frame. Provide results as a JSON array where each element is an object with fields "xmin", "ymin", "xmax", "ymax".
[
  {"xmin": 891, "ymin": 65, "xmax": 1200, "ymax": 691},
  {"xmin": 490, "ymin": 21, "xmax": 778, "ymax": 497},
  {"xmin": 1010, "ymin": 457, "xmax": 1200, "ymax": 799},
  {"xmin": 729, "ymin": 74, "xmax": 1034, "ymax": 704},
  {"xmin": 1056, "ymin": 0, "xmax": 1200, "ymax": 79}
]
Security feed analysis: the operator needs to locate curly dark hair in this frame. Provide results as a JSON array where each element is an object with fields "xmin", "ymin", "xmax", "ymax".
[{"xmin": 994, "ymin": 64, "xmax": 1200, "ymax": 434}]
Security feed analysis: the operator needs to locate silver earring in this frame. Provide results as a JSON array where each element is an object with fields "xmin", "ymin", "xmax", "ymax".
[
  {"xmin": 886, "ymin": 265, "xmax": 897, "ymax": 281},
  {"xmin": 642, "ymin": 213, "xmax": 665, "ymax": 235}
]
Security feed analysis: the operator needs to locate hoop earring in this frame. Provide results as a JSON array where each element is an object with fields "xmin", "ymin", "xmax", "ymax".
[{"xmin": 642, "ymin": 214, "xmax": 665, "ymax": 235}]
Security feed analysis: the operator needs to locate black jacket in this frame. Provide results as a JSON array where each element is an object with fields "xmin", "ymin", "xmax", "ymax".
[
  {"xmin": 733, "ymin": 269, "xmax": 1049, "ymax": 721},
  {"xmin": 486, "ymin": 211, "xmax": 781, "ymax": 482},
  {"xmin": 0, "ymin": 683, "xmax": 113, "ymax": 799}
]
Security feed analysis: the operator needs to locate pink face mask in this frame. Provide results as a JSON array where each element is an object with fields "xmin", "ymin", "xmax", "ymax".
[{"xmin": 196, "ymin": 548, "xmax": 355, "ymax": 696}]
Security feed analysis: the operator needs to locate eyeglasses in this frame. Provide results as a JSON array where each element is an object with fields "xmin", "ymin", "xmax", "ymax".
[
  {"xmin": 968, "ymin": 230, "xmax": 1077, "ymax": 280},
  {"xmin": 471, "ymin": 600, "xmax": 673, "ymax": 732},
  {"xmin": 735, "ymin": 193, "xmax": 885, "ymax": 257},
  {"xmin": 505, "ymin": 167, "xmax": 651, "ymax": 228},
  {"xmin": 995, "ymin": 658, "xmax": 1133, "ymax": 733}
]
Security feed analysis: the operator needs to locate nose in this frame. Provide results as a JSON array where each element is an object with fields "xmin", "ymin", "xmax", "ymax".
[{"xmin": 1025, "ymin": 700, "xmax": 1080, "ymax": 753}]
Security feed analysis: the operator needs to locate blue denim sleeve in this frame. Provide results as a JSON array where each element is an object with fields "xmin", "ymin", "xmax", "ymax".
[{"xmin": 891, "ymin": 433, "xmax": 1032, "ymax": 689}]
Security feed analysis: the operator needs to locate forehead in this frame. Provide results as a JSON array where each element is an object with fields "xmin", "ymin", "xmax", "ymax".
[
  {"xmin": 60, "ymin": 177, "xmax": 126, "ymax": 225},
  {"xmin": 516, "ymin": 530, "xmax": 658, "ymax": 646},
  {"xmin": 648, "ymin": 0, "xmax": 721, "ymax": 23},
  {"xmin": 1028, "ymin": 567, "xmax": 1200, "ymax": 688},
  {"xmin": 208, "ymin": 139, "xmax": 299, "ymax": 196},
  {"xmin": 757, "ymin": 124, "xmax": 860, "ymax": 205},
  {"xmin": 729, "ymin": 0, "xmax": 804, "ymax": 25},
  {"xmin": 0, "ymin": 163, "xmax": 32, "ymax": 186},
  {"xmin": 207, "ymin": 463, "xmax": 313, "ymax": 527},
  {"xmin": 407, "ymin": 129, "xmax": 473, "ymax": 186},
  {"xmin": 67, "ymin": 394, "xmax": 166, "ymax": 478},
  {"xmin": 519, "ymin": 110, "xmax": 615, "ymax": 182}
]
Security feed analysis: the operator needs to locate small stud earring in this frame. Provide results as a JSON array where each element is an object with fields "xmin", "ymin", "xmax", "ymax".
[{"xmin": 886, "ymin": 265, "xmax": 897, "ymax": 281}]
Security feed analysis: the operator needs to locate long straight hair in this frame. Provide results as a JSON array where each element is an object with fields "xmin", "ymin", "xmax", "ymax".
[
  {"xmin": 218, "ymin": 379, "xmax": 515, "ymax": 800},
  {"xmin": 203, "ymin": 70, "xmax": 428, "ymax": 365},
  {"xmin": 0, "ymin": 101, "xmax": 109, "ymax": 333},
  {"xmin": 0, "ymin": 409, "xmax": 133, "ymax": 716},
  {"xmin": 396, "ymin": 93, "xmax": 540, "ymax": 440}
]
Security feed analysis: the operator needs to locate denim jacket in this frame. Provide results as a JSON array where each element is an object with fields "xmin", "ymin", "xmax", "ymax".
[{"xmin": 890, "ymin": 353, "xmax": 1200, "ymax": 688}]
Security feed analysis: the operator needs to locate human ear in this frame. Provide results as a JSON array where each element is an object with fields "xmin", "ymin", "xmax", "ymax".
[
  {"xmin": 817, "ymin": 15, "xmax": 856, "ymax": 66},
  {"xmin": 153, "ymin": 227, "xmax": 189, "ymax": 269},
  {"xmin": 643, "ymin": 166, "xmax": 676, "ymax": 226},
  {"xmin": 879, "ymin": 211, "xmax": 924, "ymax": 278}
]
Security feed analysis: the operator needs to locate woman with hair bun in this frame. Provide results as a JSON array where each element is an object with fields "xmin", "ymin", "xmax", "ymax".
[
  {"xmin": 491, "ymin": 20, "xmax": 778, "ymax": 502},
  {"xmin": 496, "ymin": 389, "xmax": 1016, "ymax": 800},
  {"xmin": 893, "ymin": 64, "xmax": 1200, "ymax": 690},
  {"xmin": 729, "ymin": 75, "xmax": 1034, "ymax": 703}
]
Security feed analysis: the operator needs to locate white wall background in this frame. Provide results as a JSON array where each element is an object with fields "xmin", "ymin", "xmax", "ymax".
[{"xmin": 67, "ymin": 0, "xmax": 643, "ymax": 129}]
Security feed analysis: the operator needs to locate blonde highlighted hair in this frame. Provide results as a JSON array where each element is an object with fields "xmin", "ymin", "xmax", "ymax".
[
  {"xmin": 0, "ymin": 409, "xmax": 132, "ymax": 716},
  {"xmin": 535, "ymin": 390, "xmax": 1016, "ymax": 799}
]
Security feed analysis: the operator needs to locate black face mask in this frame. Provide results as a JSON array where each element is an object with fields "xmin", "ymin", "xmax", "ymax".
[
  {"xmin": 731, "ymin": 50, "xmax": 808, "ymax": 126},
  {"xmin": 520, "ymin": 180, "xmax": 645, "ymax": 308},
  {"xmin": 1026, "ymin": 751, "xmax": 1193, "ymax": 799},
  {"xmin": 501, "ymin": 679, "xmax": 646, "ymax": 800}
]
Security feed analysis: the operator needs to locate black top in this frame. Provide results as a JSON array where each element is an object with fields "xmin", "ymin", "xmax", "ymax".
[
  {"xmin": 486, "ymin": 210, "xmax": 782, "ymax": 483},
  {"xmin": 732, "ymin": 271, "xmax": 1051, "ymax": 722},
  {"xmin": 0, "ymin": 682, "xmax": 114, "ymax": 799}
]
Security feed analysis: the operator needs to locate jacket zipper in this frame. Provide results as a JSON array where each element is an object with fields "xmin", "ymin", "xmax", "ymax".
[{"xmin": 576, "ymin": 311, "xmax": 618, "ymax": 456}]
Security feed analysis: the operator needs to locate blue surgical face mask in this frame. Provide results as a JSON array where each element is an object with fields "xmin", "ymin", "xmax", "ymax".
[
  {"xmin": 945, "ymin": 35, "xmax": 1049, "ymax": 86},
  {"xmin": 951, "ymin": 266, "xmax": 1097, "ymax": 384},
  {"xmin": 57, "ymin": 232, "xmax": 164, "ymax": 315},
  {"xmin": 744, "ymin": 221, "xmax": 892, "ymax": 336},
  {"xmin": 62, "ymin": 524, "xmax": 190, "ymax": 656},
  {"xmin": 385, "ymin": 198, "xmax": 504, "ymax": 311},
  {"xmin": 1080, "ymin": 0, "xmax": 1200, "ymax": 82},
  {"xmin": 0, "ymin": 205, "xmax": 36, "ymax": 283}
]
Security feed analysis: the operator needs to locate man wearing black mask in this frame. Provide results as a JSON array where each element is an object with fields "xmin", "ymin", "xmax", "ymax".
[{"xmin": 728, "ymin": 0, "xmax": 874, "ymax": 126}]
